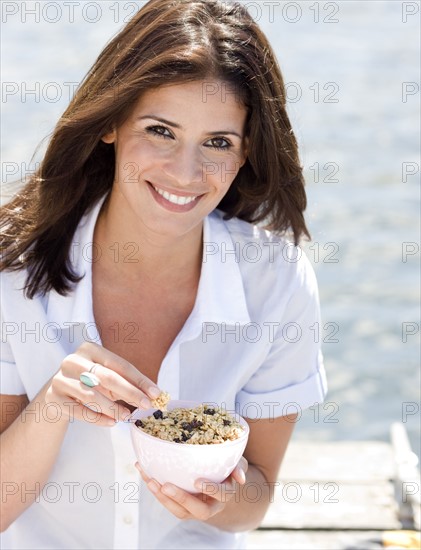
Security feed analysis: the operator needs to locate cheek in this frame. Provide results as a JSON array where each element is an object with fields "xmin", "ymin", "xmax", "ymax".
[
  {"xmin": 208, "ymin": 157, "xmax": 243, "ymax": 190},
  {"xmin": 114, "ymin": 140, "xmax": 159, "ymax": 182}
]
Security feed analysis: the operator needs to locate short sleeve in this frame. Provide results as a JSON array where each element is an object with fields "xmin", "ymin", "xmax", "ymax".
[
  {"xmin": 236, "ymin": 253, "xmax": 327, "ymax": 419},
  {"xmin": 1, "ymin": 310, "xmax": 26, "ymax": 395}
]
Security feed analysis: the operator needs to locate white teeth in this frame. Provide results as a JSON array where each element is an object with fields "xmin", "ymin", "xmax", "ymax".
[{"xmin": 153, "ymin": 185, "xmax": 198, "ymax": 205}]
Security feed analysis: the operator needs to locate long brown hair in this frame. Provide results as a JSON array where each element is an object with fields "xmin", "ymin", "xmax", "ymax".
[{"xmin": 1, "ymin": 0, "xmax": 310, "ymax": 298}]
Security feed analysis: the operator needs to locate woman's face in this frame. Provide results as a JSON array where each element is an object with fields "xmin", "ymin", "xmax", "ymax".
[{"xmin": 102, "ymin": 79, "xmax": 248, "ymax": 239}]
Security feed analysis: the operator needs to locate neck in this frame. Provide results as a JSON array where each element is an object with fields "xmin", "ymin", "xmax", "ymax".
[{"xmin": 93, "ymin": 196, "xmax": 203, "ymax": 287}]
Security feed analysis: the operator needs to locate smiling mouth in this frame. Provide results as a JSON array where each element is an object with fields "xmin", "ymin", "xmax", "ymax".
[{"xmin": 149, "ymin": 183, "xmax": 203, "ymax": 205}]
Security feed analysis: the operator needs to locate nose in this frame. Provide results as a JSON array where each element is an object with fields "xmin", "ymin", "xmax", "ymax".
[{"xmin": 162, "ymin": 144, "xmax": 203, "ymax": 189}]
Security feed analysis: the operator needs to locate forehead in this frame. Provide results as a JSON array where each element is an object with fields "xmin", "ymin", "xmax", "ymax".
[{"xmin": 132, "ymin": 79, "xmax": 248, "ymax": 126}]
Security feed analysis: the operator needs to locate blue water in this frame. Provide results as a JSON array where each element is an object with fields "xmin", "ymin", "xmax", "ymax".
[{"xmin": 1, "ymin": 1, "xmax": 420, "ymax": 458}]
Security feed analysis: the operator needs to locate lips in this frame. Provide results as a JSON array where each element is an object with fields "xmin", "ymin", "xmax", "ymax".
[
  {"xmin": 146, "ymin": 181, "xmax": 204, "ymax": 212},
  {"xmin": 151, "ymin": 184, "xmax": 199, "ymax": 205}
]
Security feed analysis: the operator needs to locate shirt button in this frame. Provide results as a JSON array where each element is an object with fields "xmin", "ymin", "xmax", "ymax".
[{"xmin": 123, "ymin": 515, "xmax": 133, "ymax": 525}]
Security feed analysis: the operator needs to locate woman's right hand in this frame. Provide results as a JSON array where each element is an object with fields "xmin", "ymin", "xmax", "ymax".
[{"xmin": 43, "ymin": 341, "xmax": 162, "ymax": 427}]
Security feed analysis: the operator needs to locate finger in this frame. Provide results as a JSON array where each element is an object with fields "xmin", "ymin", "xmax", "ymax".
[
  {"xmin": 135, "ymin": 463, "xmax": 150, "ymax": 483},
  {"xmin": 135, "ymin": 465, "xmax": 192, "ymax": 519},
  {"xmin": 45, "ymin": 394, "xmax": 117, "ymax": 427},
  {"xmin": 149, "ymin": 480, "xmax": 194, "ymax": 519},
  {"xmin": 136, "ymin": 464, "xmax": 193, "ymax": 505},
  {"xmin": 239, "ymin": 456, "xmax": 249, "ymax": 473},
  {"xmin": 231, "ymin": 466, "xmax": 246, "ymax": 485},
  {"xmin": 68, "ymin": 403, "xmax": 118, "ymax": 427},
  {"xmin": 83, "ymin": 363, "xmax": 154, "ymax": 410},
  {"xmin": 198, "ymin": 457, "xmax": 248, "ymax": 494},
  {"xmin": 135, "ymin": 464, "xmax": 223, "ymax": 521},
  {"xmin": 53, "ymin": 373, "xmax": 133, "ymax": 422},
  {"xmin": 229, "ymin": 456, "xmax": 248, "ymax": 485},
  {"xmin": 60, "ymin": 353, "xmax": 97, "ymax": 377},
  {"xmin": 61, "ymin": 350, "xmax": 157, "ymax": 410},
  {"xmin": 76, "ymin": 342, "xmax": 162, "ymax": 401},
  {"xmin": 194, "ymin": 477, "xmax": 238, "ymax": 503},
  {"xmin": 158, "ymin": 483, "xmax": 225, "ymax": 521}
]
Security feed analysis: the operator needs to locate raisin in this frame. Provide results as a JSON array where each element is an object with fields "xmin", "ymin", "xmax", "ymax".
[
  {"xmin": 153, "ymin": 410, "xmax": 163, "ymax": 420},
  {"xmin": 191, "ymin": 419, "xmax": 204, "ymax": 429},
  {"xmin": 223, "ymin": 419, "xmax": 231, "ymax": 426},
  {"xmin": 135, "ymin": 419, "xmax": 144, "ymax": 428},
  {"xmin": 181, "ymin": 421, "xmax": 193, "ymax": 432},
  {"xmin": 204, "ymin": 408, "xmax": 215, "ymax": 415},
  {"xmin": 181, "ymin": 432, "xmax": 191, "ymax": 442},
  {"xmin": 173, "ymin": 438, "xmax": 181, "ymax": 443}
]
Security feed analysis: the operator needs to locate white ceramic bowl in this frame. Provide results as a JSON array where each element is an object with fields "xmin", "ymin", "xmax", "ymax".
[{"xmin": 130, "ymin": 400, "xmax": 249, "ymax": 493}]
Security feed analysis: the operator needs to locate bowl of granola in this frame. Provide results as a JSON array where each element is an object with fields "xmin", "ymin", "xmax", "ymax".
[{"xmin": 130, "ymin": 399, "xmax": 249, "ymax": 493}]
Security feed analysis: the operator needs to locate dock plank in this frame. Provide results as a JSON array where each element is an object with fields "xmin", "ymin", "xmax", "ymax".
[
  {"xmin": 245, "ymin": 436, "xmax": 420, "ymax": 543},
  {"xmin": 265, "ymin": 441, "xmax": 401, "ymax": 530},
  {"xmin": 280, "ymin": 442, "xmax": 395, "ymax": 482},
  {"xmin": 260, "ymin": 481, "xmax": 400, "ymax": 530},
  {"xmin": 246, "ymin": 530, "xmax": 385, "ymax": 550}
]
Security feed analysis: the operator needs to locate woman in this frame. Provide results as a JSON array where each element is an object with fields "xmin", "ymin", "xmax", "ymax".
[{"xmin": 0, "ymin": 0, "xmax": 327, "ymax": 548}]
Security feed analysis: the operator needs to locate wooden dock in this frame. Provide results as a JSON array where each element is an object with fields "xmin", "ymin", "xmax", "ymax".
[{"xmin": 247, "ymin": 423, "xmax": 421, "ymax": 549}]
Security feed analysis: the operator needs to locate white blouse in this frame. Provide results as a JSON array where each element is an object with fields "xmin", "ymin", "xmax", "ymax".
[{"xmin": 1, "ymin": 197, "xmax": 327, "ymax": 549}]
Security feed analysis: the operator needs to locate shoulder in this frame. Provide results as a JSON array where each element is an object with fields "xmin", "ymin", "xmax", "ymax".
[
  {"xmin": 1, "ymin": 267, "xmax": 49, "ymax": 323},
  {"xmin": 213, "ymin": 210, "xmax": 316, "ymax": 284},
  {"xmin": 210, "ymin": 211, "xmax": 319, "ymax": 319}
]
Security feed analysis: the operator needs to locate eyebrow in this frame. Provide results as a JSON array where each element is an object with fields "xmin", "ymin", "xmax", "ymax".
[{"xmin": 137, "ymin": 115, "xmax": 243, "ymax": 138}]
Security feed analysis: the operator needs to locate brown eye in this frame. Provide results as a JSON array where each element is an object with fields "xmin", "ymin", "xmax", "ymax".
[
  {"xmin": 206, "ymin": 137, "xmax": 231, "ymax": 150},
  {"xmin": 146, "ymin": 125, "xmax": 173, "ymax": 138}
]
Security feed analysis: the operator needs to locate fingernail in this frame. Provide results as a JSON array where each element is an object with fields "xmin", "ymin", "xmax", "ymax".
[
  {"xmin": 148, "ymin": 480, "xmax": 159, "ymax": 494},
  {"xmin": 238, "ymin": 469, "xmax": 246, "ymax": 483},
  {"xmin": 162, "ymin": 485, "xmax": 177, "ymax": 497},
  {"xmin": 195, "ymin": 479, "xmax": 207, "ymax": 491},
  {"xmin": 140, "ymin": 398, "xmax": 152, "ymax": 409},
  {"xmin": 149, "ymin": 387, "xmax": 161, "ymax": 399}
]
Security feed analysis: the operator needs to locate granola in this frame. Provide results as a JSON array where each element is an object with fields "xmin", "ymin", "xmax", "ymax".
[
  {"xmin": 135, "ymin": 405, "xmax": 244, "ymax": 444},
  {"xmin": 150, "ymin": 391, "xmax": 171, "ymax": 411}
]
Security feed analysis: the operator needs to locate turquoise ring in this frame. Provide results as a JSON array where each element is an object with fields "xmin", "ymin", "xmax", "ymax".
[{"xmin": 80, "ymin": 372, "xmax": 100, "ymax": 388}]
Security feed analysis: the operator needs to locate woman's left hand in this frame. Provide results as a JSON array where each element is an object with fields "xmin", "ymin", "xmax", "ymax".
[{"xmin": 135, "ymin": 457, "xmax": 248, "ymax": 521}]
